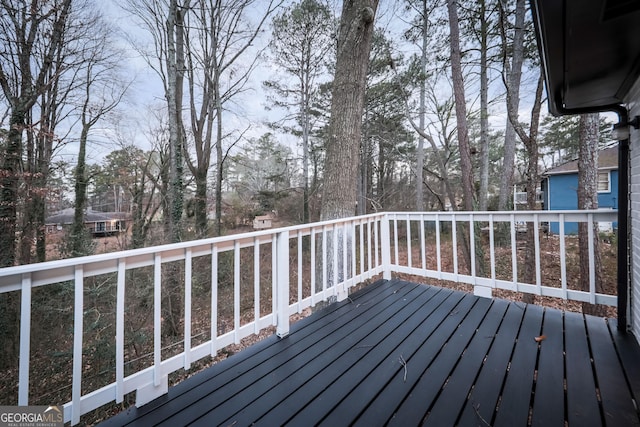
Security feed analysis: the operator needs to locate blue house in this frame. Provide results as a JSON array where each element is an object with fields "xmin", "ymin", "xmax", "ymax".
[{"xmin": 541, "ymin": 144, "xmax": 618, "ymax": 234}]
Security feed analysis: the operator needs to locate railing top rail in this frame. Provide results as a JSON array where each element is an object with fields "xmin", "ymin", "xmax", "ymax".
[
  {"xmin": 387, "ymin": 209, "xmax": 618, "ymax": 222},
  {"xmin": 385, "ymin": 209, "xmax": 618, "ymax": 216},
  {"xmin": 0, "ymin": 208, "xmax": 618, "ymax": 289},
  {"xmin": 0, "ymin": 212, "xmax": 387, "ymax": 280}
]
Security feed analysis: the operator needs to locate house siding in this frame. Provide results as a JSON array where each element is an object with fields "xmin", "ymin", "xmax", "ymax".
[
  {"xmin": 546, "ymin": 170, "xmax": 619, "ymax": 234},
  {"xmin": 627, "ymin": 77, "xmax": 640, "ymax": 336}
]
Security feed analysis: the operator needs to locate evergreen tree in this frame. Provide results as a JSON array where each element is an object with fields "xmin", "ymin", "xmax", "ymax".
[{"xmin": 265, "ymin": 0, "xmax": 334, "ymax": 223}]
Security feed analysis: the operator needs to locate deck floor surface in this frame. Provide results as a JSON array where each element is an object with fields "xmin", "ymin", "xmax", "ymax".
[{"xmin": 101, "ymin": 279, "xmax": 640, "ymax": 426}]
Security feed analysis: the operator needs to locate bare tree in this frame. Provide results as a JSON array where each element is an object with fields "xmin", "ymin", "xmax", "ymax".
[
  {"xmin": 577, "ymin": 113, "xmax": 605, "ymax": 315},
  {"xmin": 0, "ymin": 0, "xmax": 72, "ymax": 267},
  {"xmin": 21, "ymin": 41, "xmax": 77, "ymax": 263},
  {"xmin": 497, "ymin": 0, "xmax": 526, "ymax": 210},
  {"xmin": 121, "ymin": 0, "xmax": 189, "ymax": 243},
  {"xmin": 403, "ymin": 0, "xmax": 438, "ymax": 211},
  {"xmin": 183, "ymin": 0, "xmax": 282, "ymax": 237},
  {"xmin": 415, "ymin": 0, "xmax": 429, "ymax": 212},
  {"xmin": 119, "ymin": 140, "xmax": 163, "ymax": 249},
  {"xmin": 446, "ymin": 0, "xmax": 485, "ymax": 275},
  {"xmin": 68, "ymin": 32, "xmax": 129, "ymax": 258},
  {"xmin": 402, "ymin": 75, "xmax": 459, "ymax": 211},
  {"xmin": 165, "ymin": 0, "xmax": 187, "ymax": 243},
  {"xmin": 446, "ymin": 0, "xmax": 474, "ymax": 212},
  {"xmin": 474, "ymin": 0, "xmax": 494, "ymax": 210},
  {"xmin": 506, "ymin": 72, "xmax": 544, "ymax": 303}
]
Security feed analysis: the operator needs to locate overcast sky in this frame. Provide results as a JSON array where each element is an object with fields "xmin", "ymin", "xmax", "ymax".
[{"xmin": 52, "ymin": 0, "xmax": 615, "ymax": 170}]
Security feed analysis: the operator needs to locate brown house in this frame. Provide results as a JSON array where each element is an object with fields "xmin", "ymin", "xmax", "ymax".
[{"xmin": 45, "ymin": 208, "xmax": 129, "ymax": 236}]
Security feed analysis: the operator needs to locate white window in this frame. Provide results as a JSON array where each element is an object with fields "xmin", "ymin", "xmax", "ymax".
[{"xmin": 597, "ymin": 171, "xmax": 611, "ymax": 193}]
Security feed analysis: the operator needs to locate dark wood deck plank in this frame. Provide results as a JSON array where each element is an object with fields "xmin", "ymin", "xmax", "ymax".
[
  {"xmin": 246, "ymin": 285, "xmax": 454, "ymax": 426},
  {"xmin": 318, "ymin": 294, "xmax": 490, "ymax": 427},
  {"xmin": 105, "ymin": 279, "xmax": 398, "ymax": 427},
  {"xmin": 212, "ymin": 282, "xmax": 445, "ymax": 426},
  {"xmin": 608, "ymin": 319, "xmax": 640, "ymax": 412},
  {"xmin": 384, "ymin": 296, "xmax": 493, "ymax": 426},
  {"xmin": 530, "ymin": 308, "xmax": 565, "ymax": 427},
  {"xmin": 565, "ymin": 311, "xmax": 602, "ymax": 426},
  {"xmin": 455, "ymin": 301, "xmax": 526, "ymax": 426},
  {"xmin": 99, "ymin": 280, "xmax": 640, "ymax": 427},
  {"xmin": 493, "ymin": 304, "xmax": 544, "ymax": 427},
  {"xmin": 290, "ymin": 293, "xmax": 464, "ymax": 425},
  {"xmin": 422, "ymin": 298, "xmax": 510, "ymax": 426},
  {"xmin": 157, "ymin": 280, "xmax": 425, "ymax": 426},
  {"xmin": 586, "ymin": 315, "xmax": 640, "ymax": 426},
  {"xmin": 350, "ymin": 293, "xmax": 479, "ymax": 426}
]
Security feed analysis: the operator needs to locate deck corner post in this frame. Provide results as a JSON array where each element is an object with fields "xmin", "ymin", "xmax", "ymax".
[
  {"xmin": 381, "ymin": 215, "xmax": 392, "ymax": 280},
  {"xmin": 136, "ymin": 376, "xmax": 168, "ymax": 407},
  {"xmin": 276, "ymin": 230, "xmax": 290, "ymax": 338},
  {"xmin": 474, "ymin": 285, "xmax": 492, "ymax": 299},
  {"xmin": 336, "ymin": 281, "xmax": 349, "ymax": 302}
]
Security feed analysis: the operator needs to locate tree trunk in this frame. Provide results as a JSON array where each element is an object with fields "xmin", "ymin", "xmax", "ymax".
[
  {"xmin": 377, "ymin": 136, "xmax": 386, "ymax": 210},
  {"xmin": 320, "ymin": 0, "xmax": 377, "ymax": 221},
  {"xmin": 35, "ymin": 91, "xmax": 59, "ymax": 261},
  {"xmin": 0, "ymin": 110, "xmax": 26, "ymax": 267},
  {"xmin": 70, "ymin": 123, "xmax": 94, "ymax": 257},
  {"xmin": 447, "ymin": 0, "xmax": 479, "ymax": 275},
  {"xmin": 215, "ymin": 89, "xmax": 224, "ymax": 236},
  {"xmin": 194, "ymin": 170, "xmax": 208, "ymax": 237},
  {"xmin": 358, "ymin": 130, "xmax": 369, "ymax": 215},
  {"xmin": 302, "ymin": 123, "xmax": 311, "ymax": 223},
  {"xmin": 18, "ymin": 116, "xmax": 36, "ymax": 264},
  {"xmin": 18, "ymin": 129, "xmax": 50, "ymax": 263},
  {"xmin": 509, "ymin": 74, "xmax": 544, "ymax": 304},
  {"xmin": 478, "ymin": 0, "xmax": 490, "ymax": 211},
  {"xmin": 498, "ymin": 0, "xmax": 526, "ymax": 210},
  {"xmin": 165, "ymin": 0, "xmax": 185, "ymax": 243},
  {"xmin": 302, "ymin": 84, "xmax": 311, "ymax": 222},
  {"xmin": 320, "ymin": 0, "xmax": 377, "ymax": 290},
  {"xmin": 447, "ymin": 0, "xmax": 474, "ymax": 213},
  {"xmin": 416, "ymin": 0, "xmax": 428, "ymax": 212},
  {"xmin": 578, "ymin": 113, "xmax": 605, "ymax": 316}
]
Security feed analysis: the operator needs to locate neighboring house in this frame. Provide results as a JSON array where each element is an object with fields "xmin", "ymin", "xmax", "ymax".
[
  {"xmin": 541, "ymin": 144, "xmax": 619, "ymax": 233},
  {"xmin": 531, "ymin": 0, "xmax": 640, "ymax": 334},
  {"xmin": 253, "ymin": 215, "xmax": 273, "ymax": 230},
  {"xmin": 45, "ymin": 208, "xmax": 128, "ymax": 237}
]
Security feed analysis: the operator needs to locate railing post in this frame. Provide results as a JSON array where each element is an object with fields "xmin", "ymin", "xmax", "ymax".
[
  {"xmin": 18, "ymin": 274, "xmax": 31, "ymax": 406},
  {"xmin": 137, "ymin": 253, "xmax": 168, "ymax": 408},
  {"xmin": 71, "ymin": 266, "xmax": 84, "ymax": 425},
  {"xmin": 276, "ymin": 230, "xmax": 290, "ymax": 338},
  {"xmin": 474, "ymin": 286, "xmax": 493, "ymax": 299},
  {"xmin": 381, "ymin": 214, "xmax": 392, "ymax": 280}
]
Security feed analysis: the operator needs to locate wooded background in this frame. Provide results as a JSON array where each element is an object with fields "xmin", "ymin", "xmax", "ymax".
[
  {"xmin": 0, "ymin": 0, "xmax": 612, "ymax": 263},
  {"xmin": 0, "ymin": 2, "xmax": 619, "ymax": 415}
]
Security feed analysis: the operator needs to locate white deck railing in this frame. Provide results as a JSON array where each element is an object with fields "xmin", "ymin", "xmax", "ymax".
[{"xmin": 0, "ymin": 210, "xmax": 618, "ymax": 424}]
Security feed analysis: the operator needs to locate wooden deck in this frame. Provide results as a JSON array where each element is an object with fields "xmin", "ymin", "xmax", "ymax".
[{"xmin": 100, "ymin": 279, "xmax": 640, "ymax": 426}]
